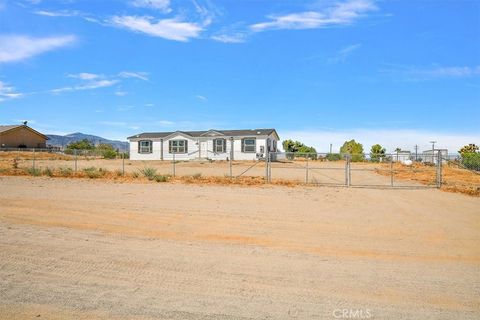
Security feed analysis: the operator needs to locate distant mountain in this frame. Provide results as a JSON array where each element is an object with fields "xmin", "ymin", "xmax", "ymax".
[{"xmin": 46, "ymin": 132, "xmax": 129, "ymax": 151}]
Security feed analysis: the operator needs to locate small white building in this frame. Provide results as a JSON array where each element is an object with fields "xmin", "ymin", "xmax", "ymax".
[
  {"xmin": 392, "ymin": 150, "xmax": 412, "ymax": 163},
  {"xmin": 422, "ymin": 149, "xmax": 448, "ymax": 165},
  {"xmin": 127, "ymin": 129, "xmax": 280, "ymax": 161}
]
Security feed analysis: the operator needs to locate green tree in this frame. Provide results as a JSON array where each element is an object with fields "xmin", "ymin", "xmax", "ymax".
[
  {"xmin": 340, "ymin": 139, "xmax": 364, "ymax": 162},
  {"xmin": 66, "ymin": 139, "xmax": 95, "ymax": 150},
  {"xmin": 370, "ymin": 144, "xmax": 386, "ymax": 162},
  {"xmin": 459, "ymin": 144, "xmax": 479, "ymax": 156},
  {"xmin": 96, "ymin": 143, "xmax": 118, "ymax": 159},
  {"xmin": 282, "ymin": 139, "xmax": 317, "ymax": 159},
  {"xmin": 459, "ymin": 144, "xmax": 480, "ymax": 171}
]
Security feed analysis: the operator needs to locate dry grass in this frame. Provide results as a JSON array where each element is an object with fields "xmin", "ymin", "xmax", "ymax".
[
  {"xmin": 0, "ymin": 167, "xmax": 299, "ymax": 187},
  {"xmin": 376, "ymin": 163, "xmax": 480, "ymax": 196},
  {"xmin": 0, "ymin": 151, "xmax": 73, "ymax": 160}
]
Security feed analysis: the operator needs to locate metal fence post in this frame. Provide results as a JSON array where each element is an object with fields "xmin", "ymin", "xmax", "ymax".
[
  {"xmin": 229, "ymin": 138, "xmax": 234, "ymax": 177},
  {"xmin": 437, "ymin": 150, "xmax": 442, "ymax": 188},
  {"xmin": 32, "ymin": 148, "xmax": 36, "ymax": 171},
  {"xmin": 268, "ymin": 153, "xmax": 272, "ymax": 183},
  {"xmin": 390, "ymin": 155, "xmax": 394, "ymax": 187},
  {"xmin": 265, "ymin": 151, "xmax": 269, "ymax": 183},
  {"xmin": 229, "ymin": 154, "xmax": 232, "ymax": 178},
  {"xmin": 122, "ymin": 152, "xmax": 125, "ymax": 176},
  {"xmin": 305, "ymin": 156, "xmax": 309, "ymax": 184},
  {"xmin": 173, "ymin": 152, "xmax": 176, "ymax": 177},
  {"xmin": 74, "ymin": 149, "xmax": 78, "ymax": 172},
  {"xmin": 345, "ymin": 154, "xmax": 351, "ymax": 187}
]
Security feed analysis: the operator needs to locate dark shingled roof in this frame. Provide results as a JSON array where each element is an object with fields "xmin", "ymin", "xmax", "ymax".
[{"xmin": 128, "ymin": 129, "xmax": 278, "ymax": 140}]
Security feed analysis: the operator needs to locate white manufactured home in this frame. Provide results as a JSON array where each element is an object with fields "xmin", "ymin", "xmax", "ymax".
[{"xmin": 127, "ymin": 129, "xmax": 280, "ymax": 161}]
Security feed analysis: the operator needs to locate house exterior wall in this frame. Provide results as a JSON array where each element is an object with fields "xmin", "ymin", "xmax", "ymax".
[
  {"xmin": 129, "ymin": 134, "xmax": 277, "ymax": 161},
  {"xmin": 0, "ymin": 127, "xmax": 47, "ymax": 148}
]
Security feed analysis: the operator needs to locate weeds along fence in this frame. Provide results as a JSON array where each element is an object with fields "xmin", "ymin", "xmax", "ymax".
[{"xmin": 0, "ymin": 148, "xmax": 479, "ymax": 191}]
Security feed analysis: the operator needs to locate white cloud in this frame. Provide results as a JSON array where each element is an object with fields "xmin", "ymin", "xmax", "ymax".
[
  {"xmin": 33, "ymin": 10, "xmax": 80, "ymax": 17},
  {"xmin": 0, "ymin": 81, "xmax": 23, "ymax": 102},
  {"xmin": 109, "ymin": 15, "xmax": 203, "ymax": 41},
  {"xmin": 45, "ymin": 71, "xmax": 149, "ymax": 96},
  {"xmin": 211, "ymin": 33, "xmax": 246, "ymax": 43},
  {"xmin": 250, "ymin": 0, "xmax": 377, "ymax": 32},
  {"xmin": 195, "ymin": 95, "xmax": 207, "ymax": 101},
  {"xmin": 50, "ymin": 79, "xmax": 118, "ymax": 94},
  {"xmin": 131, "ymin": 0, "xmax": 171, "ymax": 13},
  {"xmin": 280, "ymin": 129, "xmax": 480, "ymax": 154},
  {"xmin": 67, "ymin": 72, "xmax": 102, "ymax": 80},
  {"xmin": 0, "ymin": 35, "xmax": 77, "ymax": 63},
  {"xmin": 114, "ymin": 91, "xmax": 128, "ymax": 96},
  {"xmin": 118, "ymin": 71, "xmax": 149, "ymax": 81},
  {"xmin": 328, "ymin": 43, "xmax": 362, "ymax": 64},
  {"xmin": 381, "ymin": 64, "xmax": 480, "ymax": 80}
]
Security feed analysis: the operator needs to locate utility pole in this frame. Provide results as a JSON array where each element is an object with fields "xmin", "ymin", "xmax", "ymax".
[
  {"xmin": 414, "ymin": 145, "xmax": 418, "ymax": 161},
  {"xmin": 329, "ymin": 143, "xmax": 332, "ymax": 154}
]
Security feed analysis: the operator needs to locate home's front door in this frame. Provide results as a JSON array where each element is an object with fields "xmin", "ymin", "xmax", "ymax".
[{"xmin": 200, "ymin": 141, "xmax": 208, "ymax": 158}]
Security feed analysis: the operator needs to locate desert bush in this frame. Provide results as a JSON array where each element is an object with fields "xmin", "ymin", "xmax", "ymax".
[
  {"xmin": 43, "ymin": 167, "xmax": 54, "ymax": 177},
  {"xmin": 102, "ymin": 149, "xmax": 117, "ymax": 159},
  {"xmin": 27, "ymin": 168, "xmax": 42, "ymax": 176},
  {"xmin": 132, "ymin": 171, "xmax": 140, "ymax": 178},
  {"xmin": 58, "ymin": 167, "xmax": 73, "ymax": 177},
  {"xmin": 462, "ymin": 153, "xmax": 480, "ymax": 171},
  {"xmin": 154, "ymin": 174, "xmax": 170, "ymax": 182},
  {"xmin": 83, "ymin": 166, "xmax": 106, "ymax": 178},
  {"xmin": 12, "ymin": 158, "xmax": 19, "ymax": 169},
  {"xmin": 192, "ymin": 173, "xmax": 202, "ymax": 179},
  {"xmin": 115, "ymin": 169, "xmax": 123, "ymax": 176},
  {"xmin": 140, "ymin": 167, "xmax": 157, "ymax": 180},
  {"xmin": 326, "ymin": 153, "xmax": 342, "ymax": 161}
]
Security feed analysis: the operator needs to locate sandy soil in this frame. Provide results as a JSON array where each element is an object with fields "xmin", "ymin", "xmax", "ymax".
[{"xmin": 0, "ymin": 176, "xmax": 479, "ymax": 319}]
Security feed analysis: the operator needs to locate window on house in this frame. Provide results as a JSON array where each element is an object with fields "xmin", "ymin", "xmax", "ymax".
[
  {"xmin": 138, "ymin": 140, "xmax": 152, "ymax": 154},
  {"xmin": 213, "ymin": 139, "xmax": 226, "ymax": 153},
  {"xmin": 169, "ymin": 140, "xmax": 188, "ymax": 153},
  {"xmin": 242, "ymin": 138, "xmax": 256, "ymax": 153}
]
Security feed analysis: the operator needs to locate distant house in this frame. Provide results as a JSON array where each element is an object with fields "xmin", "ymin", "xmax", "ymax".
[
  {"xmin": 127, "ymin": 129, "xmax": 280, "ymax": 161},
  {"xmin": 422, "ymin": 149, "xmax": 448, "ymax": 164},
  {"xmin": 0, "ymin": 124, "xmax": 48, "ymax": 149}
]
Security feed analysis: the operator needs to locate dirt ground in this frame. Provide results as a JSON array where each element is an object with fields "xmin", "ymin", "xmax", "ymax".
[{"xmin": 0, "ymin": 176, "xmax": 479, "ymax": 319}]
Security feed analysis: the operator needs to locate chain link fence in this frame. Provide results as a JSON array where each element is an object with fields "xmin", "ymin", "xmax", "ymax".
[{"xmin": 0, "ymin": 148, "xmax": 479, "ymax": 192}]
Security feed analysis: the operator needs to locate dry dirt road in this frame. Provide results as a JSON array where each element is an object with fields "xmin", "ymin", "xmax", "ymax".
[{"xmin": 0, "ymin": 176, "xmax": 479, "ymax": 319}]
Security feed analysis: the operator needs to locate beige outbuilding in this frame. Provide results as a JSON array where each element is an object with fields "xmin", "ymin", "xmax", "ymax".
[{"xmin": 0, "ymin": 124, "xmax": 48, "ymax": 149}]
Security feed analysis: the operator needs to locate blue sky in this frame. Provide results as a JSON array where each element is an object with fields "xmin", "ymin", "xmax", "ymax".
[{"xmin": 0, "ymin": 0, "xmax": 479, "ymax": 152}]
